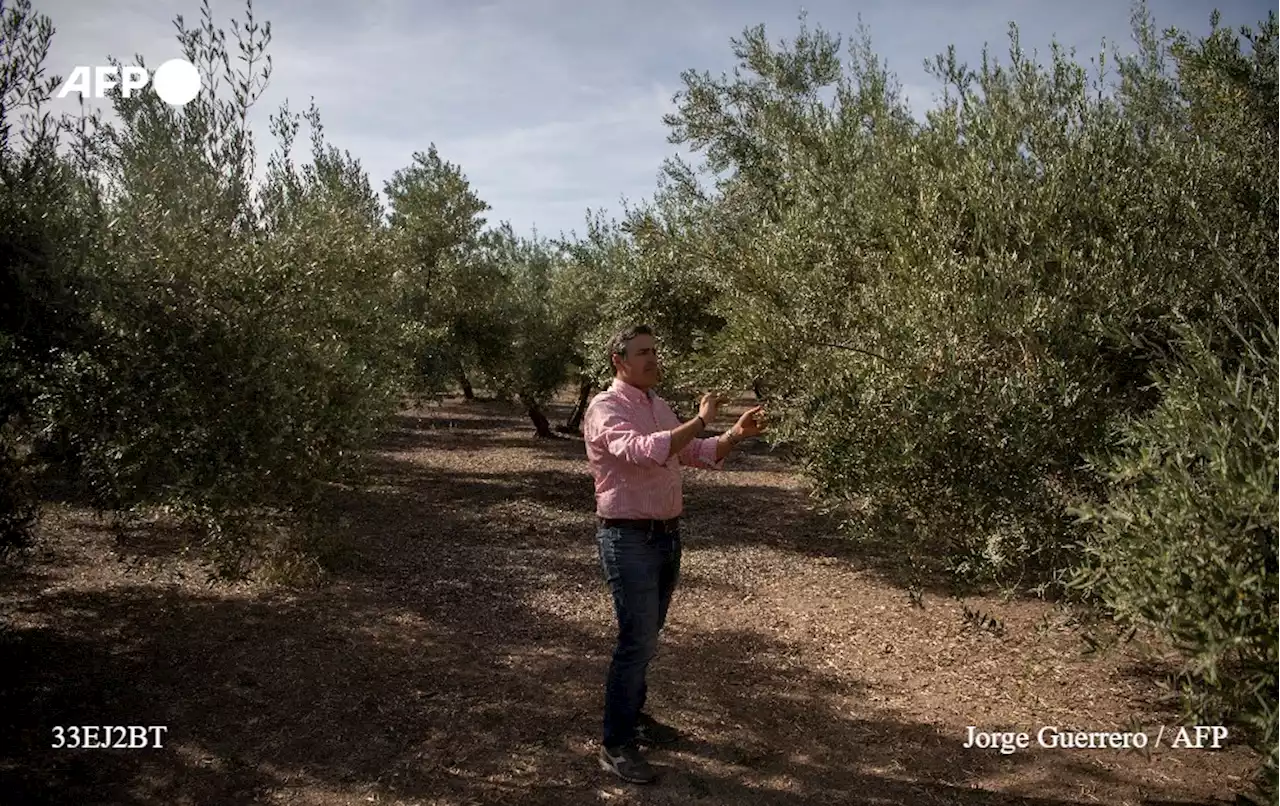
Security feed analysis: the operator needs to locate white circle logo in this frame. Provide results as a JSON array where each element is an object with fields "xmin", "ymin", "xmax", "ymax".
[{"xmin": 151, "ymin": 58, "xmax": 201, "ymax": 106}]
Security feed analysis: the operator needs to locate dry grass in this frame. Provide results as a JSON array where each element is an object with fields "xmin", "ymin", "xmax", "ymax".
[{"xmin": 0, "ymin": 393, "xmax": 1260, "ymax": 805}]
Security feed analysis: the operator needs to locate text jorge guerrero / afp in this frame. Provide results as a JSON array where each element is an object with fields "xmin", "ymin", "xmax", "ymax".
[{"xmin": 963, "ymin": 724, "xmax": 1230, "ymax": 754}]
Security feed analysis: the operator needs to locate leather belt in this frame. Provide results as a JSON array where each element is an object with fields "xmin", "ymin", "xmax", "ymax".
[{"xmin": 598, "ymin": 517, "xmax": 680, "ymax": 534}]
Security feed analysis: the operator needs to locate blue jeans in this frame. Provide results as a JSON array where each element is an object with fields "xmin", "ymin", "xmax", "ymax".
[{"xmin": 597, "ymin": 523, "xmax": 682, "ymax": 748}]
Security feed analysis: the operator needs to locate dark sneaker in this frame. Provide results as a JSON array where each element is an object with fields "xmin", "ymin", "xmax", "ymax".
[
  {"xmin": 598, "ymin": 743, "xmax": 657, "ymax": 784},
  {"xmin": 635, "ymin": 712, "xmax": 680, "ymax": 746}
]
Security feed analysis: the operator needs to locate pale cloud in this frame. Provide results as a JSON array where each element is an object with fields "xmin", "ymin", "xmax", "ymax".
[{"xmin": 29, "ymin": 0, "xmax": 1274, "ymax": 240}]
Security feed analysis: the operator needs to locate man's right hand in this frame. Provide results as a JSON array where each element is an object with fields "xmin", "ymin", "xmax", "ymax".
[{"xmin": 698, "ymin": 393, "xmax": 723, "ymax": 424}]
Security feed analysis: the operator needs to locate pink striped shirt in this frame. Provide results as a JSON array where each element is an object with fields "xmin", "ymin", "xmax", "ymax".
[{"xmin": 582, "ymin": 378, "xmax": 725, "ymax": 519}]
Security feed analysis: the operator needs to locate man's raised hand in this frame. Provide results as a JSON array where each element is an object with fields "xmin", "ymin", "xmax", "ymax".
[
  {"xmin": 698, "ymin": 392, "xmax": 723, "ymax": 424},
  {"xmin": 734, "ymin": 405, "xmax": 767, "ymax": 439}
]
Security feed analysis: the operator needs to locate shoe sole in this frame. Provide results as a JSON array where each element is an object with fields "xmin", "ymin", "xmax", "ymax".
[{"xmin": 598, "ymin": 755, "xmax": 656, "ymax": 785}]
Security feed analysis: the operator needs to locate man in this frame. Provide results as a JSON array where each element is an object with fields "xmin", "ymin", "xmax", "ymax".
[{"xmin": 583, "ymin": 324, "xmax": 766, "ymax": 784}]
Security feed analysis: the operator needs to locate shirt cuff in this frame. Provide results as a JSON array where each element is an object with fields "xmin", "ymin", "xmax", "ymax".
[{"xmin": 699, "ymin": 436, "xmax": 725, "ymax": 469}]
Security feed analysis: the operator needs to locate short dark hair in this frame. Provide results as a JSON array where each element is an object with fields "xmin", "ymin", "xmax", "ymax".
[{"xmin": 607, "ymin": 324, "xmax": 654, "ymax": 369}]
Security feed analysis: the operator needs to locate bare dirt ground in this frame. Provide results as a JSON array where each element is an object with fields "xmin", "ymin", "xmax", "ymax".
[{"xmin": 0, "ymin": 394, "xmax": 1262, "ymax": 805}]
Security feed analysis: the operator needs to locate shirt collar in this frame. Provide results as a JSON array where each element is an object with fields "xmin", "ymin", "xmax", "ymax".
[{"xmin": 610, "ymin": 377, "xmax": 654, "ymax": 403}]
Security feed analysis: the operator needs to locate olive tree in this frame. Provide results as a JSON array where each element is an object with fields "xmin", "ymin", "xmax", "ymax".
[
  {"xmin": 384, "ymin": 144, "xmax": 496, "ymax": 399},
  {"xmin": 648, "ymin": 2, "xmax": 1275, "ymax": 791},
  {"xmin": 0, "ymin": 0, "xmax": 102, "ymax": 557},
  {"xmin": 16, "ymin": 0, "xmax": 414, "ymax": 578}
]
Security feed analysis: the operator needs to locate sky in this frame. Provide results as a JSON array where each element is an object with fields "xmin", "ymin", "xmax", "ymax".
[{"xmin": 32, "ymin": 0, "xmax": 1275, "ymax": 242}]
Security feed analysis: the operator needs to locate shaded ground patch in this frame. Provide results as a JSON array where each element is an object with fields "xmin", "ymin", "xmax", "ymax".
[{"xmin": 0, "ymin": 394, "xmax": 1260, "ymax": 805}]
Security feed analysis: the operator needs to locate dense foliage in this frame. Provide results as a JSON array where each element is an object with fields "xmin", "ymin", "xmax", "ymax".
[
  {"xmin": 2, "ymin": 0, "xmax": 1273, "ymax": 793},
  {"xmin": 1072, "ymin": 314, "xmax": 1277, "ymax": 792},
  {"xmin": 634, "ymin": 6, "xmax": 1277, "ymax": 790}
]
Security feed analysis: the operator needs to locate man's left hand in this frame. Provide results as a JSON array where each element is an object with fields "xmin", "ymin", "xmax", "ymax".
[{"xmin": 734, "ymin": 406, "xmax": 767, "ymax": 439}]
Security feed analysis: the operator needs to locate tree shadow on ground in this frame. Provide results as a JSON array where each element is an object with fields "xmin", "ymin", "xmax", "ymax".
[
  {"xmin": 0, "ymin": 588, "xmax": 1111, "ymax": 806},
  {"xmin": 7, "ymin": 426, "xmax": 1166, "ymax": 806},
  {"xmin": 1, "ymin": 569, "xmax": 1106, "ymax": 806},
  {"xmin": 4, "ymin": 398, "xmax": 1248, "ymax": 804}
]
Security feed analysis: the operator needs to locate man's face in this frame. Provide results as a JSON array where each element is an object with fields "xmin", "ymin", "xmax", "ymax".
[{"xmin": 614, "ymin": 333, "xmax": 660, "ymax": 389}]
